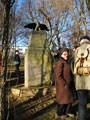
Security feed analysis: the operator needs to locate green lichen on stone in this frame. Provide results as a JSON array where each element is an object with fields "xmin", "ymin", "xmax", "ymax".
[{"xmin": 25, "ymin": 31, "xmax": 53, "ymax": 87}]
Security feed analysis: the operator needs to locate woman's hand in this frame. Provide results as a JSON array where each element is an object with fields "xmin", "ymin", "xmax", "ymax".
[{"xmin": 64, "ymin": 80, "xmax": 67, "ymax": 88}]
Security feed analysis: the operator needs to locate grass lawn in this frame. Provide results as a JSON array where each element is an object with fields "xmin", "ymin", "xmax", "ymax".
[{"xmin": 6, "ymin": 57, "xmax": 90, "ymax": 120}]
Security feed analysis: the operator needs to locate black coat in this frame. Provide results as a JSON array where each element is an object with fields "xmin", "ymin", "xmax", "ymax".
[{"xmin": 14, "ymin": 54, "xmax": 20, "ymax": 66}]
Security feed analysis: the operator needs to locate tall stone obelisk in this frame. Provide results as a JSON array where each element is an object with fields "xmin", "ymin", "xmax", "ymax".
[{"xmin": 24, "ymin": 31, "xmax": 52, "ymax": 87}]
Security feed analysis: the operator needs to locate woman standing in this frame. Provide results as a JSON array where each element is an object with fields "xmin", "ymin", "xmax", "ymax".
[
  {"xmin": 14, "ymin": 50, "xmax": 21, "ymax": 81},
  {"xmin": 54, "ymin": 48, "xmax": 74, "ymax": 119}
]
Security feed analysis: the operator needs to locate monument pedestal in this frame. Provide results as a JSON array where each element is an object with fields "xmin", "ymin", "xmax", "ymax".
[{"xmin": 24, "ymin": 31, "xmax": 52, "ymax": 88}]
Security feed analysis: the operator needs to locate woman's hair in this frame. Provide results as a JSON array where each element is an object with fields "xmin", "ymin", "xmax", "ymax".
[
  {"xmin": 59, "ymin": 48, "xmax": 69, "ymax": 56},
  {"xmin": 56, "ymin": 48, "xmax": 69, "ymax": 58},
  {"xmin": 15, "ymin": 50, "xmax": 19, "ymax": 53}
]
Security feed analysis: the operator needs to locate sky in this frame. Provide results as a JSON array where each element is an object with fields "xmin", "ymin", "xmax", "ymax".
[
  {"xmin": 18, "ymin": 0, "xmax": 22, "ymax": 5},
  {"xmin": 17, "ymin": 0, "xmax": 23, "ymax": 9},
  {"xmin": 15, "ymin": 0, "xmax": 90, "ymax": 47}
]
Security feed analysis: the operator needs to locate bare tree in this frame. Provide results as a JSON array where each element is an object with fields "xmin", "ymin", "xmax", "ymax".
[
  {"xmin": 17, "ymin": 0, "xmax": 70, "ymax": 49},
  {"xmin": 0, "ymin": 0, "xmax": 15, "ymax": 119},
  {"xmin": 15, "ymin": 0, "xmax": 90, "ymax": 49},
  {"xmin": 55, "ymin": 0, "xmax": 90, "ymax": 47},
  {"xmin": 86, "ymin": 0, "xmax": 90, "ymax": 15},
  {"xmin": 0, "ymin": 2, "xmax": 4, "ymax": 42}
]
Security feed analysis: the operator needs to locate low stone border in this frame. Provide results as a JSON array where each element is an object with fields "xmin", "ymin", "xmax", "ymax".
[{"xmin": 11, "ymin": 86, "xmax": 56, "ymax": 98}]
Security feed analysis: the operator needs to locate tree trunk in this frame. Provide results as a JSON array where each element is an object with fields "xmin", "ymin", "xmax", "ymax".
[
  {"xmin": 0, "ymin": 83, "xmax": 1, "ymax": 119},
  {"xmin": 1, "ymin": 1, "xmax": 10, "ymax": 120},
  {"xmin": 0, "ymin": 1, "xmax": 15, "ymax": 119}
]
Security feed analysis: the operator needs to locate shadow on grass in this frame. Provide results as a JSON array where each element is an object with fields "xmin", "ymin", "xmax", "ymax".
[
  {"xmin": 10, "ymin": 93, "xmax": 90, "ymax": 120},
  {"xmin": 6, "ymin": 70, "xmax": 24, "ymax": 87},
  {"xmin": 8, "ymin": 87, "xmax": 56, "ymax": 120},
  {"xmin": 70, "ymin": 101, "xmax": 90, "ymax": 120},
  {"xmin": 9, "ymin": 96, "xmax": 79, "ymax": 120},
  {"xmin": 9, "ymin": 100, "xmax": 56, "ymax": 120},
  {"xmin": 71, "ymin": 101, "xmax": 78, "ymax": 115},
  {"xmin": 30, "ymin": 102, "xmax": 56, "ymax": 120},
  {"xmin": 87, "ymin": 108, "xmax": 90, "ymax": 120},
  {"xmin": 10, "ymin": 90, "xmax": 55, "ymax": 113}
]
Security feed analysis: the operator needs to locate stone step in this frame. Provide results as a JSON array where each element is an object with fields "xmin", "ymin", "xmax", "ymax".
[{"xmin": 11, "ymin": 86, "xmax": 56, "ymax": 98}]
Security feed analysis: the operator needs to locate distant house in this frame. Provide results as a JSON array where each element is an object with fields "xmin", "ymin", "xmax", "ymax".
[{"xmin": 9, "ymin": 46, "xmax": 28, "ymax": 57}]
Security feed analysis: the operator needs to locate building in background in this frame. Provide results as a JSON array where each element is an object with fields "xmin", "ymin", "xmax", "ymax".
[{"xmin": 9, "ymin": 46, "xmax": 28, "ymax": 57}]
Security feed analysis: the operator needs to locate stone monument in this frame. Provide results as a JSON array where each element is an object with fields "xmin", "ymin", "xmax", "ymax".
[{"xmin": 24, "ymin": 31, "xmax": 52, "ymax": 87}]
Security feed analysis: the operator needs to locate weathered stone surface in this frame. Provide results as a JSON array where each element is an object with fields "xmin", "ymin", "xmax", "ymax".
[
  {"xmin": 24, "ymin": 31, "xmax": 52, "ymax": 87},
  {"xmin": 42, "ymin": 88, "xmax": 48, "ymax": 96},
  {"xmin": 11, "ymin": 86, "xmax": 56, "ymax": 98},
  {"xmin": 11, "ymin": 88, "xmax": 20, "ymax": 96}
]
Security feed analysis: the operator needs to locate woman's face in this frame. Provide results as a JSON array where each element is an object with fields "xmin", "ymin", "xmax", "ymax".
[
  {"xmin": 61, "ymin": 51, "xmax": 68, "ymax": 60},
  {"xmin": 16, "ymin": 51, "xmax": 19, "ymax": 55}
]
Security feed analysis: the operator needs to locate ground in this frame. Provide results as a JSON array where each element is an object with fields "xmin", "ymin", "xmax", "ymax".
[
  {"xmin": 6, "ymin": 60, "xmax": 90, "ymax": 120},
  {"xmin": 8, "ymin": 89, "xmax": 78, "ymax": 120},
  {"xmin": 8, "ymin": 91, "xmax": 90, "ymax": 120}
]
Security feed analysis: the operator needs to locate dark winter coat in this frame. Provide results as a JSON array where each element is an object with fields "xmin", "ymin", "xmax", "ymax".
[
  {"xmin": 14, "ymin": 54, "xmax": 21, "ymax": 66},
  {"xmin": 54, "ymin": 57, "xmax": 73, "ymax": 104}
]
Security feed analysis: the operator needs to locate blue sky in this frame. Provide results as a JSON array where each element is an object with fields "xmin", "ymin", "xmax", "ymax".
[
  {"xmin": 17, "ymin": 0, "xmax": 23, "ymax": 8},
  {"xmin": 18, "ymin": 0, "xmax": 22, "ymax": 4}
]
